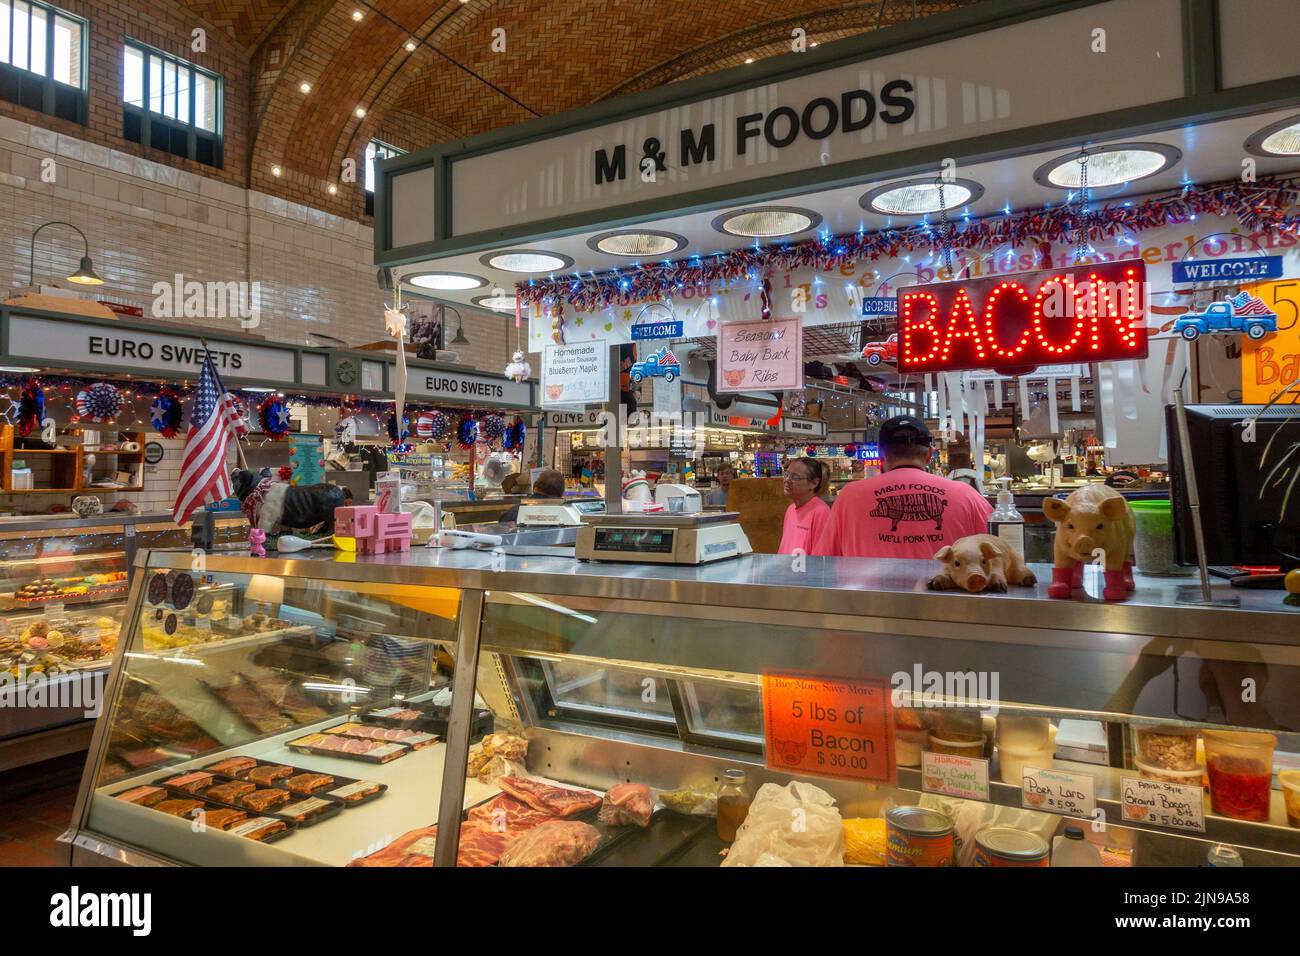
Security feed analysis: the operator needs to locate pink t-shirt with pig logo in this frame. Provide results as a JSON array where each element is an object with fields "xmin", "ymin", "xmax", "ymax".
[{"xmin": 812, "ymin": 466, "xmax": 992, "ymax": 560}]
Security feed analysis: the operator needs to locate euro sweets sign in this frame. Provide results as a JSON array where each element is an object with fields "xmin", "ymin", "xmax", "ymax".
[
  {"xmin": 717, "ymin": 316, "xmax": 804, "ymax": 393},
  {"xmin": 541, "ymin": 342, "xmax": 609, "ymax": 407}
]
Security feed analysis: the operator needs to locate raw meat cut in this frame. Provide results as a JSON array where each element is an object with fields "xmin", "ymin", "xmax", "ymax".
[
  {"xmin": 456, "ymin": 822, "xmax": 512, "ymax": 867},
  {"xmin": 467, "ymin": 794, "xmax": 554, "ymax": 832},
  {"xmin": 284, "ymin": 772, "xmax": 334, "ymax": 794},
  {"xmin": 498, "ymin": 821, "xmax": 600, "ymax": 867},
  {"xmin": 206, "ymin": 756, "xmax": 258, "ymax": 776},
  {"xmin": 241, "ymin": 788, "xmax": 291, "ymax": 812},
  {"xmin": 496, "ymin": 776, "xmax": 601, "ymax": 818},
  {"xmin": 247, "ymin": 765, "xmax": 293, "ymax": 786},
  {"xmin": 204, "ymin": 780, "xmax": 255, "ymax": 803},
  {"xmin": 346, "ymin": 822, "xmax": 510, "ymax": 867},
  {"xmin": 598, "ymin": 782, "xmax": 654, "ymax": 827},
  {"xmin": 323, "ymin": 722, "xmax": 437, "ymax": 748}
]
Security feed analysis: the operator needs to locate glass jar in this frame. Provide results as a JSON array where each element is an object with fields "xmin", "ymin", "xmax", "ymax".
[{"xmin": 716, "ymin": 769, "xmax": 751, "ymax": 842}]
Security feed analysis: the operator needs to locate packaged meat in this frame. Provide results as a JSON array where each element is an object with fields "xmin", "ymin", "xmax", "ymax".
[
  {"xmin": 457, "ymin": 822, "xmax": 512, "ymax": 867},
  {"xmin": 284, "ymin": 772, "xmax": 335, "ymax": 795},
  {"xmin": 367, "ymin": 706, "xmax": 423, "ymax": 723},
  {"xmin": 201, "ymin": 808, "xmax": 248, "ymax": 831},
  {"xmin": 114, "ymin": 785, "xmax": 168, "ymax": 807},
  {"xmin": 346, "ymin": 822, "xmax": 509, "ymax": 867},
  {"xmin": 247, "ymin": 765, "xmax": 293, "ymax": 786},
  {"xmin": 226, "ymin": 816, "xmax": 288, "ymax": 842},
  {"xmin": 598, "ymin": 782, "xmax": 655, "ymax": 827},
  {"xmin": 480, "ymin": 733, "xmax": 528, "ymax": 761},
  {"xmin": 476, "ymin": 755, "xmax": 526, "ymax": 785},
  {"xmin": 498, "ymin": 820, "xmax": 600, "ymax": 867},
  {"xmin": 160, "ymin": 771, "xmax": 215, "ymax": 794},
  {"xmin": 467, "ymin": 794, "xmax": 555, "ymax": 833},
  {"xmin": 288, "ymin": 732, "xmax": 407, "ymax": 763},
  {"xmin": 154, "ymin": 798, "xmax": 204, "ymax": 818},
  {"xmin": 323, "ymin": 722, "xmax": 438, "ymax": 749},
  {"xmin": 496, "ymin": 776, "xmax": 602, "ymax": 818},
  {"xmin": 241, "ymin": 788, "xmax": 292, "ymax": 812},
  {"xmin": 204, "ymin": 756, "xmax": 259, "ymax": 777},
  {"xmin": 204, "ymin": 780, "xmax": 256, "ymax": 804},
  {"xmin": 328, "ymin": 779, "xmax": 382, "ymax": 803},
  {"xmin": 277, "ymin": 797, "xmax": 335, "ymax": 823}
]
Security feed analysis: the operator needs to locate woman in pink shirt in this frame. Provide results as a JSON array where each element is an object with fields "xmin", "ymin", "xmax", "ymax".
[{"xmin": 778, "ymin": 457, "xmax": 831, "ymax": 554}]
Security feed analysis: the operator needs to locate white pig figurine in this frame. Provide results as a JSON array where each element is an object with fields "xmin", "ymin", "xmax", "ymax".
[
  {"xmin": 1042, "ymin": 484, "xmax": 1136, "ymax": 601},
  {"xmin": 929, "ymin": 535, "xmax": 1037, "ymax": 594}
]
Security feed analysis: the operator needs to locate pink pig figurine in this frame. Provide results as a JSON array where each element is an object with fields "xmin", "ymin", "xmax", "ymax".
[
  {"xmin": 249, "ymin": 527, "xmax": 267, "ymax": 557},
  {"xmin": 1042, "ymin": 484, "xmax": 1136, "ymax": 601}
]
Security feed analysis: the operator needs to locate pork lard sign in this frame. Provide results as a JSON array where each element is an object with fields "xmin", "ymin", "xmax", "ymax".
[{"xmin": 899, "ymin": 261, "xmax": 1149, "ymax": 374}]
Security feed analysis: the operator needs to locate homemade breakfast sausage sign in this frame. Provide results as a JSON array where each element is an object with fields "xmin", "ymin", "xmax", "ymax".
[
  {"xmin": 761, "ymin": 672, "xmax": 894, "ymax": 783},
  {"xmin": 540, "ymin": 341, "xmax": 609, "ymax": 407},
  {"xmin": 717, "ymin": 317, "xmax": 803, "ymax": 392}
]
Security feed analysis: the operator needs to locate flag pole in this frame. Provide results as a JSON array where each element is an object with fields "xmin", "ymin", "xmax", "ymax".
[{"xmin": 200, "ymin": 336, "xmax": 249, "ymax": 471}]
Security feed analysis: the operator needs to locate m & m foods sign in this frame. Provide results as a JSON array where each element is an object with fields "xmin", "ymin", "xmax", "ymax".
[{"xmin": 899, "ymin": 261, "xmax": 1149, "ymax": 374}]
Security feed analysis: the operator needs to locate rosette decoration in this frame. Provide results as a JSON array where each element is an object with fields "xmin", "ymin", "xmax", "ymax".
[
  {"xmin": 75, "ymin": 382, "xmax": 123, "ymax": 423},
  {"xmin": 387, "ymin": 411, "xmax": 411, "ymax": 450},
  {"xmin": 481, "ymin": 413, "xmax": 506, "ymax": 446},
  {"xmin": 423, "ymin": 409, "xmax": 448, "ymax": 441},
  {"xmin": 149, "ymin": 386, "xmax": 184, "ymax": 439},
  {"xmin": 456, "ymin": 413, "xmax": 479, "ymax": 450},
  {"xmin": 508, "ymin": 418, "xmax": 526, "ymax": 454},
  {"xmin": 258, "ymin": 394, "xmax": 291, "ymax": 440},
  {"xmin": 843, "ymin": 444, "xmax": 857, "ymax": 458},
  {"xmin": 17, "ymin": 378, "xmax": 44, "ymax": 437}
]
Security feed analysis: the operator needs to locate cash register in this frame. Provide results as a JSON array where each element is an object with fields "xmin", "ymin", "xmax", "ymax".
[{"xmin": 575, "ymin": 512, "xmax": 753, "ymax": 565}]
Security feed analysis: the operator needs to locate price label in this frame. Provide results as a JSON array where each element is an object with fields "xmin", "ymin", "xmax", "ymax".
[
  {"xmin": 1119, "ymin": 776, "xmax": 1205, "ymax": 832},
  {"xmin": 44, "ymin": 603, "xmax": 66, "ymax": 621},
  {"xmin": 196, "ymin": 617, "xmax": 212, "ymax": 632},
  {"xmin": 1021, "ymin": 766, "xmax": 1096, "ymax": 819},
  {"xmin": 226, "ymin": 614, "xmax": 242, "ymax": 631},
  {"xmin": 921, "ymin": 751, "xmax": 990, "ymax": 801},
  {"xmin": 761, "ymin": 672, "xmax": 894, "ymax": 783},
  {"xmin": 79, "ymin": 625, "xmax": 100, "ymax": 644}
]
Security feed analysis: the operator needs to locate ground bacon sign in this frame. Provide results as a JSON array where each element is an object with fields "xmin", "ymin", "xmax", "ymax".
[{"xmin": 899, "ymin": 260, "xmax": 1149, "ymax": 374}]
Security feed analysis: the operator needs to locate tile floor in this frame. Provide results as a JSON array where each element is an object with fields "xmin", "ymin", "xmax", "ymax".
[{"xmin": 0, "ymin": 754, "xmax": 84, "ymax": 866}]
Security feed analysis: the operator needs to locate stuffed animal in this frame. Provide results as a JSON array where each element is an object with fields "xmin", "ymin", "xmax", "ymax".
[
  {"xmin": 248, "ymin": 528, "xmax": 267, "ymax": 558},
  {"xmin": 929, "ymin": 535, "xmax": 1037, "ymax": 593},
  {"xmin": 1042, "ymin": 484, "xmax": 1136, "ymax": 601},
  {"xmin": 232, "ymin": 468, "xmax": 347, "ymax": 535}
]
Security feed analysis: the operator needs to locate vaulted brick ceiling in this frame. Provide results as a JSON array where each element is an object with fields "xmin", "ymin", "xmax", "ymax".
[{"xmin": 180, "ymin": 0, "xmax": 986, "ymax": 211}]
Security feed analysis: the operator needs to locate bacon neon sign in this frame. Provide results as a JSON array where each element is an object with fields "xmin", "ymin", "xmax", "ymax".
[{"xmin": 899, "ymin": 260, "xmax": 1149, "ymax": 373}]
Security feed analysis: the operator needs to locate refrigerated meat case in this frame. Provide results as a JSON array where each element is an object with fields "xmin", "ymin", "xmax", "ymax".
[
  {"xmin": 60, "ymin": 547, "xmax": 1300, "ymax": 866},
  {"xmin": 0, "ymin": 512, "xmax": 247, "ymax": 771}
]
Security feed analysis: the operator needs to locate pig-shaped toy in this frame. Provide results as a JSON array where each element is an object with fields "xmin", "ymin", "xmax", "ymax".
[
  {"xmin": 929, "ymin": 534, "xmax": 1037, "ymax": 593},
  {"xmin": 1042, "ymin": 484, "xmax": 1136, "ymax": 601}
]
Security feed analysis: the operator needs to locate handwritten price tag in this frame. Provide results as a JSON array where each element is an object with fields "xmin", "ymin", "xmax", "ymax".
[
  {"xmin": 1021, "ymin": 766, "xmax": 1096, "ymax": 818},
  {"xmin": 761, "ymin": 672, "xmax": 894, "ymax": 783},
  {"xmin": 1119, "ymin": 776, "xmax": 1205, "ymax": 832},
  {"xmin": 921, "ymin": 752, "xmax": 990, "ymax": 801}
]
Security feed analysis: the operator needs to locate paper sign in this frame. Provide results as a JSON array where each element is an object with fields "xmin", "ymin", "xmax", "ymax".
[
  {"xmin": 1240, "ymin": 278, "xmax": 1300, "ymax": 404},
  {"xmin": 541, "ymin": 342, "xmax": 609, "ymax": 407},
  {"xmin": 717, "ymin": 316, "xmax": 803, "ymax": 393},
  {"xmin": 44, "ymin": 603, "xmax": 66, "ymax": 621},
  {"xmin": 921, "ymin": 751, "xmax": 990, "ymax": 801},
  {"xmin": 1119, "ymin": 776, "xmax": 1206, "ymax": 832},
  {"xmin": 761, "ymin": 672, "xmax": 893, "ymax": 783},
  {"xmin": 1021, "ymin": 766, "xmax": 1096, "ymax": 818}
]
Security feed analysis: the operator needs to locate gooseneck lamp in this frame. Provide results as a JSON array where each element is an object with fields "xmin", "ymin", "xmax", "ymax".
[{"xmin": 28, "ymin": 221, "xmax": 104, "ymax": 286}]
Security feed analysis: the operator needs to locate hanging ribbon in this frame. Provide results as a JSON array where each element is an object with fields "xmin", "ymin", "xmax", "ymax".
[
  {"xmin": 1117, "ymin": 360, "xmax": 1140, "ymax": 421},
  {"xmin": 1097, "ymin": 362, "xmax": 1119, "ymax": 450},
  {"xmin": 1046, "ymin": 376, "xmax": 1060, "ymax": 435},
  {"xmin": 384, "ymin": 291, "xmax": 409, "ymax": 441},
  {"xmin": 759, "ymin": 277, "xmax": 772, "ymax": 321},
  {"xmin": 1070, "ymin": 376, "xmax": 1082, "ymax": 412},
  {"xmin": 992, "ymin": 377, "xmax": 1003, "ymax": 410},
  {"xmin": 1019, "ymin": 375, "xmax": 1032, "ymax": 423}
]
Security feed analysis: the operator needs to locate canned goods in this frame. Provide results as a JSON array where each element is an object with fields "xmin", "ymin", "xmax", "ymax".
[
  {"xmin": 972, "ymin": 826, "xmax": 1050, "ymax": 867},
  {"xmin": 885, "ymin": 806, "xmax": 954, "ymax": 867}
]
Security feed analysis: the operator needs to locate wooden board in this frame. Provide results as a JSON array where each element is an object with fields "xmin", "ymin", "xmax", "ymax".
[{"xmin": 725, "ymin": 476, "xmax": 788, "ymax": 554}]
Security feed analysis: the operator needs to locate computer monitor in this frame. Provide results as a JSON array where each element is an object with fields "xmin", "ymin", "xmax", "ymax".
[{"xmin": 1166, "ymin": 403, "xmax": 1300, "ymax": 568}]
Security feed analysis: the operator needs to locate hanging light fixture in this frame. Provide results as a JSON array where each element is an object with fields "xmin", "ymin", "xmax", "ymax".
[
  {"xmin": 28, "ymin": 221, "xmax": 104, "ymax": 286},
  {"xmin": 445, "ymin": 305, "xmax": 469, "ymax": 345}
]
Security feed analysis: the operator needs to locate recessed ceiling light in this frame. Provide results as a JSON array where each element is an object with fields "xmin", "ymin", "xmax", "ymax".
[
  {"xmin": 473, "ymin": 293, "xmax": 518, "ymax": 312},
  {"xmin": 299, "ymin": 81, "xmax": 311, "ymax": 94},
  {"xmin": 588, "ymin": 230, "xmax": 688, "ymax": 257},
  {"xmin": 271, "ymin": 165, "xmax": 282, "ymax": 177},
  {"xmin": 1245, "ymin": 114, "xmax": 1300, "ymax": 157},
  {"xmin": 354, "ymin": 106, "xmax": 366, "ymax": 118},
  {"xmin": 405, "ymin": 39, "xmax": 417, "ymax": 51},
  {"xmin": 351, "ymin": 9, "xmax": 363, "ymax": 20},
  {"xmin": 861, "ymin": 177, "xmax": 985, "ymax": 215},
  {"xmin": 327, "ymin": 184, "xmax": 338, "ymax": 195},
  {"xmin": 480, "ymin": 249, "xmax": 574, "ymax": 273},
  {"xmin": 713, "ymin": 206, "xmax": 822, "ymax": 238},
  {"xmin": 1033, "ymin": 143, "xmax": 1181, "ymax": 189},
  {"xmin": 810, "ymin": 42, "xmax": 819, "ymax": 47},
  {"xmin": 744, "ymin": 57, "xmax": 754, "ymax": 64},
  {"xmin": 405, "ymin": 272, "xmax": 487, "ymax": 291}
]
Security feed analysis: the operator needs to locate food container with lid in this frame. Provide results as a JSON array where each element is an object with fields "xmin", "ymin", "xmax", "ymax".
[
  {"xmin": 1278, "ymin": 770, "xmax": 1300, "ymax": 828},
  {"xmin": 997, "ymin": 725, "xmax": 1058, "ymax": 784},
  {"xmin": 885, "ymin": 806, "xmax": 953, "ymax": 867},
  {"xmin": 973, "ymin": 826, "xmax": 1050, "ymax": 866},
  {"xmin": 1135, "ymin": 758, "xmax": 1206, "ymax": 788},
  {"xmin": 1133, "ymin": 723, "xmax": 1199, "ymax": 771},
  {"xmin": 894, "ymin": 727, "xmax": 929, "ymax": 767},
  {"xmin": 1203, "ymin": 730, "xmax": 1276, "ymax": 822},
  {"xmin": 928, "ymin": 735, "xmax": 985, "ymax": 758},
  {"xmin": 929, "ymin": 708, "xmax": 984, "ymax": 742},
  {"xmin": 996, "ymin": 715, "xmax": 1052, "ymax": 750},
  {"xmin": 1131, "ymin": 500, "xmax": 1189, "ymax": 575}
]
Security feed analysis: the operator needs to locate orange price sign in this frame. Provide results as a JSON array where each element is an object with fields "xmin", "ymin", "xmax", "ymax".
[
  {"xmin": 1241, "ymin": 279, "xmax": 1300, "ymax": 404},
  {"xmin": 761, "ymin": 672, "xmax": 894, "ymax": 783}
]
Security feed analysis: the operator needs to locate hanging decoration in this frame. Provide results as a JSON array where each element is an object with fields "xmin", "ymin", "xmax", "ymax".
[
  {"xmin": 17, "ymin": 378, "xmax": 44, "ymax": 437},
  {"xmin": 277, "ymin": 466, "xmax": 294, "ymax": 483},
  {"xmin": 502, "ymin": 418, "xmax": 526, "ymax": 454},
  {"xmin": 1073, "ymin": 150, "xmax": 1092, "ymax": 264},
  {"xmin": 334, "ymin": 413, "xmax": 357, "ymax": 446},
  {"xmin": 517, "ymin": 177, "xmax": 1300, "ymax": 311},
  {"xmin": 149, "ymin": 385, "xmax": 184, "ymax": 438},
  {"xmin": 425, "ymin": 409, "xmax": 449, "ymax": 441},
  {"xmin": 481, "ymin": 413, "xmax": 507, "ymax": 445},
  {"xmin": 504, "ymin": 350, "xmax": 532, "ymax": 383},
  {"xmin": 387, "ymin": 411, "xmax": 410, "ymax": 449},
  {"xmin": 258, "ymin": 394, "xmax": 291, "ymax": 440},
  {"xmin": 75, "ymin": 382, "xmax": 124, "ymax": 423},
  {"xmin": 456, "ymin": 414, "xmax": 479, "ymax": 450}
]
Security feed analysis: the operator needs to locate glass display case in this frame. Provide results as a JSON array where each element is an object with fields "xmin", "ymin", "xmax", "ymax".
[
  {"xmin": 0, "ymin": 512, "xmax": 246, "ymax": 770},
  {"xmin": 63, "ymin": 548, "xmax": 1300, "ymax": 867}
]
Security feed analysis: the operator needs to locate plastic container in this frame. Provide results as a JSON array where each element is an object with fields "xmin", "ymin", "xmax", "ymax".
[
  {"xmin": 988, "ymin": 478, "xmax": 1026, "ymax": 557},
  {"xmin": 1135, "ymin": 758, "xmax": 1206, "ymax": 788},
  {"xmin": 996, "ymin": 715, "xmax": 1052, "ymax": 750},
  {"xmin": 1279, "ymin": 770, "xmax": 1300, "ymax": 828},
  {"xmin": 998, "ymin": 726, "xmax": 1058, "ymax": 784},
  {"xmin": 929, "ymin": 709, "xmax": 984, "ymax": 743},
  {"xmin": 928, "ymin": 735, "xmax": 985, "ymax": 758},
  {"xmin": 1207, "ymin": 844, "xmax": 1243, "ymax": 867},
  {"xmin": 1203, "ymin": 730, "xmax": 1276, "ymax": 822},
  {"xmin": 894, "ymin": 727, "xmax": 930, "ymax": 767},
  {"xmin": 1134, "ymin": 723, "xmax": 1200, "ymax": 771},
  {"xmin": 1051, "ymin": 825, "xmax": 1102, "ymax": 867},
  {"xmin": 1131, "ymin": 500, "xmax": 1188, "ymax": 576}
]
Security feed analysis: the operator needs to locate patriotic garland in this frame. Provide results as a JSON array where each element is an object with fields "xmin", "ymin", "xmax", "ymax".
[
  {"xmin": 149, "ymin": 386, "xmax": 184, "ymax": 439},
  {"xmin": 456, "ymin": 414, "xmax": 479, "ymax": 450},
  {"xmin": 516, "ymin": 177, "xmax": 1300, "ymax": 312}
]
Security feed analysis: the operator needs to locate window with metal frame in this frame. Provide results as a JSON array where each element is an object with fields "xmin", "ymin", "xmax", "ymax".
[
  {"xmin": 122, "ymin": 39, "xmax": 222, "ymax": 169},
  {"xmin": 365, "ymin": 139, "xmax": 403, "ymax": 216},
  {"xmin": 0, "ymin": 0, "xmax": 87, "ymax": 123}
]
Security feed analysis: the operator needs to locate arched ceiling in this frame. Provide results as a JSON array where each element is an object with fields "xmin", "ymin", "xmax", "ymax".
[{"xmin": 177, "ymin": 0, "xmax": 989, "ymax": 215}]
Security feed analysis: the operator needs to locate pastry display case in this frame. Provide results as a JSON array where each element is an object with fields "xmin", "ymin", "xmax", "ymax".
[
  {"xmin": 62, "ymin": 548, "xmax": 1300, "ymax": 867},
  {"xmin": 0, "ymin": 512, "xmax": 247, "ymax": 770}
]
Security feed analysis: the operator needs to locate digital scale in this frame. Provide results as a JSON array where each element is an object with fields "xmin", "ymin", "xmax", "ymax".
[
  {"xmin": 575, "ymin": 512, "xmax": 753, "ymax": 565},
  {"xmin": 516, "ymin": 497, "xmax": 606, "ymax": 527}
]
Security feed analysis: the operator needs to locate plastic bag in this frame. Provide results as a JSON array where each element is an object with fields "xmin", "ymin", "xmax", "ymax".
[
  {"xmin": 498, "ymin": 820, "xmax": 601, "ymax": 867},
  {"xmin": 918, "ymin": 793, "xmax": 1057, "ymax": 866},
  {"xmin": 477, "ymin": 755, "xmax": 526, "ymax": 785},
  {"xmin": 720, "ymin": 781, "xmax": 844, "ymax": 867},
  {"xmin": 597, "ymin": 782, "xmax": 655, "ymax": 827},
  {"xmin": 659, "ymin": 785, "xmax": 718, "ymax": 817}
]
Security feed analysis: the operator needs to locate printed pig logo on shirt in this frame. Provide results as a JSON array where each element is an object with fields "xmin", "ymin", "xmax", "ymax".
[{"xmin": 870, "ymin": 492, "xmax": 948, "ymax": 531}]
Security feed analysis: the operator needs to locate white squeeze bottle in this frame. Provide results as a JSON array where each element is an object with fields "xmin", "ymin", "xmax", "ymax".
[
  {"xmin": 988, "ymin": 477, "xmax": 1025, "ymax": 557},
  {"xmin": 1051, "ymin": 825, "xmax": 1102, "ymax": 867}
]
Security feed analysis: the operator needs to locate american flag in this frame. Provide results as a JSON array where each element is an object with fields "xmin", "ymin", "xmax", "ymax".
[
  {"xmin": 173, "ymin": 350, "xmax": 236, "ymax": 524},
  {"xmin": 1231, "ymin": 292, "xmax": 1273, "ymax": 316}
]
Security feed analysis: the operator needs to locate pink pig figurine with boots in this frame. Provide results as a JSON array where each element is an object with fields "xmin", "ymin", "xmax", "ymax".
[{"xmin": 1042, "ymin": 484, "xmax": 1136, "ymax": 601}]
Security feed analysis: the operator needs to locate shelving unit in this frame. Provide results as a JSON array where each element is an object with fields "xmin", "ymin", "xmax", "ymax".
[{"xmin": 0, "ymin": 425, "xmax": 147, "ymax": 494}]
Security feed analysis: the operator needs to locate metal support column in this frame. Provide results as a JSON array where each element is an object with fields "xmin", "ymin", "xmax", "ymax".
[{"xmin": 433, "ymin": 588, "xmax": 486, "ymax": 867}]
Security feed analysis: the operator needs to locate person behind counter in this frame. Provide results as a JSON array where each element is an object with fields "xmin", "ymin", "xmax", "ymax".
[
  {"xmin": 499, "ymin": 469, "xmax": 566, "ymax": 523},
  {"xmin": 813, "ymin": 416, "xmax": 991, "ymax": 559},
  {"xmin": 703, "ymin": 463, "xmax": 735, "ymax": 507},
  {"xmin": 778, "ymin": 457, "xmax": 830, "ymax": 555}
]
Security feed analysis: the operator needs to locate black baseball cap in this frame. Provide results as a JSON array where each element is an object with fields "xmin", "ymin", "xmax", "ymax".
[{"xmin": 878, "ymin": 415, "xmax": 932, "ymax": 446}]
